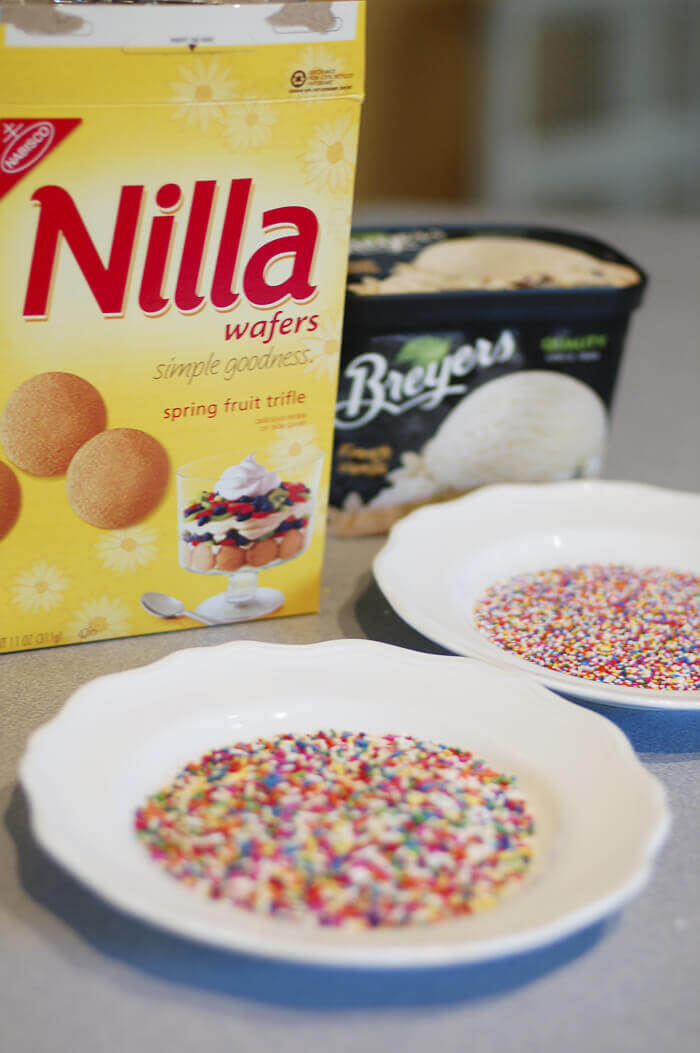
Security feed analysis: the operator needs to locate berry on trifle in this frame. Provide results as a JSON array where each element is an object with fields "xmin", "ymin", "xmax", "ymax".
[{"xmin": 180, "ymin": 454, "xmax": 312, "ymax": 573}]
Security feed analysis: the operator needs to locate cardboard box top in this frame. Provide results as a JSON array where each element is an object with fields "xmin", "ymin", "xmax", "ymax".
[{"xmin": 1, "ymin": 1, "xmax": 365, "ymax": 105}]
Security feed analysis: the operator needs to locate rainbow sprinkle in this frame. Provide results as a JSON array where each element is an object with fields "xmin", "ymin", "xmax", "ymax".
[
  {"xmin": 474, "ymin": 563, "xmax": 700, "ymax": 692},
  {"xmin": 134, "ymin": 731, "xmax": 535, "ymax": 927}
]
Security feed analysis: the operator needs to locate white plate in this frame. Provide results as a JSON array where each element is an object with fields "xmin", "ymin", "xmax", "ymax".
[
  {"xmin": 20, "ymin": 639, "xmax": 668, "ymax": 968},
  {"xmin": 374, "ymin": 480, "xmax": 700, "ymax": 710}
]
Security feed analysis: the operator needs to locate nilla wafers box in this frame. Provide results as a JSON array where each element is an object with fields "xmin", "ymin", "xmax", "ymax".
[{"xmin": 0, "ymin": 1, "xmax": 364, "ymax": 651}]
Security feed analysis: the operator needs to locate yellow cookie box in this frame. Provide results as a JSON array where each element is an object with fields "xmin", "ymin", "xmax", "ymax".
[{"xmin": 0, "ymin": 2, "xmax": 365, "ymax": 651}]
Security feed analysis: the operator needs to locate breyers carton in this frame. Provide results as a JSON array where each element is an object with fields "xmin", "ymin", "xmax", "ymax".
[
  {"xmin": 0, "ymin": 2, "xmax": 365, "ymax": 651},
  {"xmin": 331, "ymin": 224, "xmax": 646, "ymax": 535}
]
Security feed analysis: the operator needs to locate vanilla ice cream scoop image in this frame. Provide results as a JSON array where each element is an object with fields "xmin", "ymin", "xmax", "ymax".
[{"xmin": 421, "ymin": 371, "xmax": 607, "ymax": 491}]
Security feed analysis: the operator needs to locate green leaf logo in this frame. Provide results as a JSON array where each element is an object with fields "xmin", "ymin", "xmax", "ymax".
[{"xmin": 395, "ymin": 335, "xmax": 452, "ymax": 367}]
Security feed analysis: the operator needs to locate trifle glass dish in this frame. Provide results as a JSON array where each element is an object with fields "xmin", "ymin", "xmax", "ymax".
[{"xmin": 177, "ymin": 448, "xmax": 323, "ymax": 623}]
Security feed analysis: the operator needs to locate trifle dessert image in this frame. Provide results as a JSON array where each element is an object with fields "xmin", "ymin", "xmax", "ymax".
[{"xmin": 177, "ymin": 449, "xmax": 322, "ymax": 623}]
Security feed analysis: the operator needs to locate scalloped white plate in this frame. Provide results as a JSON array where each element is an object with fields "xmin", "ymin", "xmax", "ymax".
[
  {"xmin": 20, "ymin": 640, "xmax": 668, "ymax": 967},
  {"xmin": 374, "ymin": 481, "xmax": 700, "ymax": 710}
]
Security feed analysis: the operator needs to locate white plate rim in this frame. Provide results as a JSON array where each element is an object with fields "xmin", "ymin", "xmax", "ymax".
[
  {"xmin": 19, "ymin": 636, "xmax": 669, "ymax": 964},
  {"xmin": 19, "ymin": 639, "xmax": 670, "ymax": 968},
  {"xmin": 373, "ymin": 479, "xmax": 700, "ymax": 711}
]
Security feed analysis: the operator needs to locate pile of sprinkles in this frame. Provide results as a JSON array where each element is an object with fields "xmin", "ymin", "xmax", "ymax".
[
  {"xmin": 474, "ymin": 563, "xmax": 700, "ymax": 692},
  {"xmin": 134, "ymin": 731, "xmax": 535, "ymax": 928}
]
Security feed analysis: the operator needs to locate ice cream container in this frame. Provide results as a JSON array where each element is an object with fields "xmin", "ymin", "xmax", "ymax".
[
  {"xmin": 329, "ymin": 224, "xmax": 647, "ymax": 535},
  {"xmin": 0, "ymin": 1, "xmax": 365, "ymax": 652}
]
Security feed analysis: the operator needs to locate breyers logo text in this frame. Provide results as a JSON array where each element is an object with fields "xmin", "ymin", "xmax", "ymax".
[
  {"xmin": 23, "ymin": 179, "xmax": 320, "ymax": 319},
  {"xmin": 335, "ymin": 331, "xmax": 517, "ymax": 428}
]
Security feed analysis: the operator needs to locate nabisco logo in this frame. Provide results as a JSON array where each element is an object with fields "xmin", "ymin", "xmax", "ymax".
[
  {"xmin": 2, "ymin": 121, "xmax": 55, "ymax": 176},
  {"xmin": 23, "ymin": 179, "xmax": 319, "ymax": 319}
]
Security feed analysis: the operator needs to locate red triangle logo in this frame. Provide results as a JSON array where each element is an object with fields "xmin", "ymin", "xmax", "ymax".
[{"xmin": 0, "ymin": 119, "xmax": 81, "ymax": 201}]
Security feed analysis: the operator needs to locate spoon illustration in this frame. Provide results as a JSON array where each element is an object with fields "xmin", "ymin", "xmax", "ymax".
[{"xmin": 140, "ymin": 592, "xmax": 218, "ymax": 627}]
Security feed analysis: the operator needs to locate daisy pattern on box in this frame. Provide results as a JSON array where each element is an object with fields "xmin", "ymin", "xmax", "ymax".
[
  {"xmin": 290, "ymin": 45, "xmax": 346, "ymax": 91},
  {"xmin": 300, "ymin": 45, "xmax": 346, "ymax": 76},
  {"xmin": 95, "ymin": 526, "xmax": 159, "ymax": 575},
  {"xmin": 304, "ymin": 323, "xmax": 342, "ymax": 382},
  {"xmin": 267, "ymin": 425, "xmax": 323, "ymax": 467},
  {"xmin": 222, "ymin": 99, "xmax": 278, "ymax": 152},
  {"xmin": 326, "ymin": 203, "xmax": 353, "ymax": 244},
  {"xmin": 12, "ymin": 562, "xmax": 69, "ymax": 613},
  {"xmin": 170, "ymin": 58, "xmax": 238, "ymax": 133},
  {"xmin": 69, "ymin": 597, "xmax": 131, "ymax": 642},
  {"xmin": 288, "ymin": 46, "xmax": 347, "ymax": 111},
  {"xmin": 312, "ymin": 482, "xmax": 329, "ymax": 526},
  {"xmin": 300, "ymin": 113, "xmax": 358, "ymax": 194}
]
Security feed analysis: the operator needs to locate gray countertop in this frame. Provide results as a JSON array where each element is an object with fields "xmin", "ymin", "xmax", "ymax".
[{"xmin": 1, "ymin": 210, "xmax": 699, "ymax": 1053}]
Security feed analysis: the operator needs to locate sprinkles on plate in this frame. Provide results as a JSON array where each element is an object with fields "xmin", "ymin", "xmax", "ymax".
[
  {"xmin": 474, "ymin": 563, "xmax": 700, "ymax": 692},
  {"xmin": 134, "ymin": 731, "xmax": 535, "ymax": 928}
]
